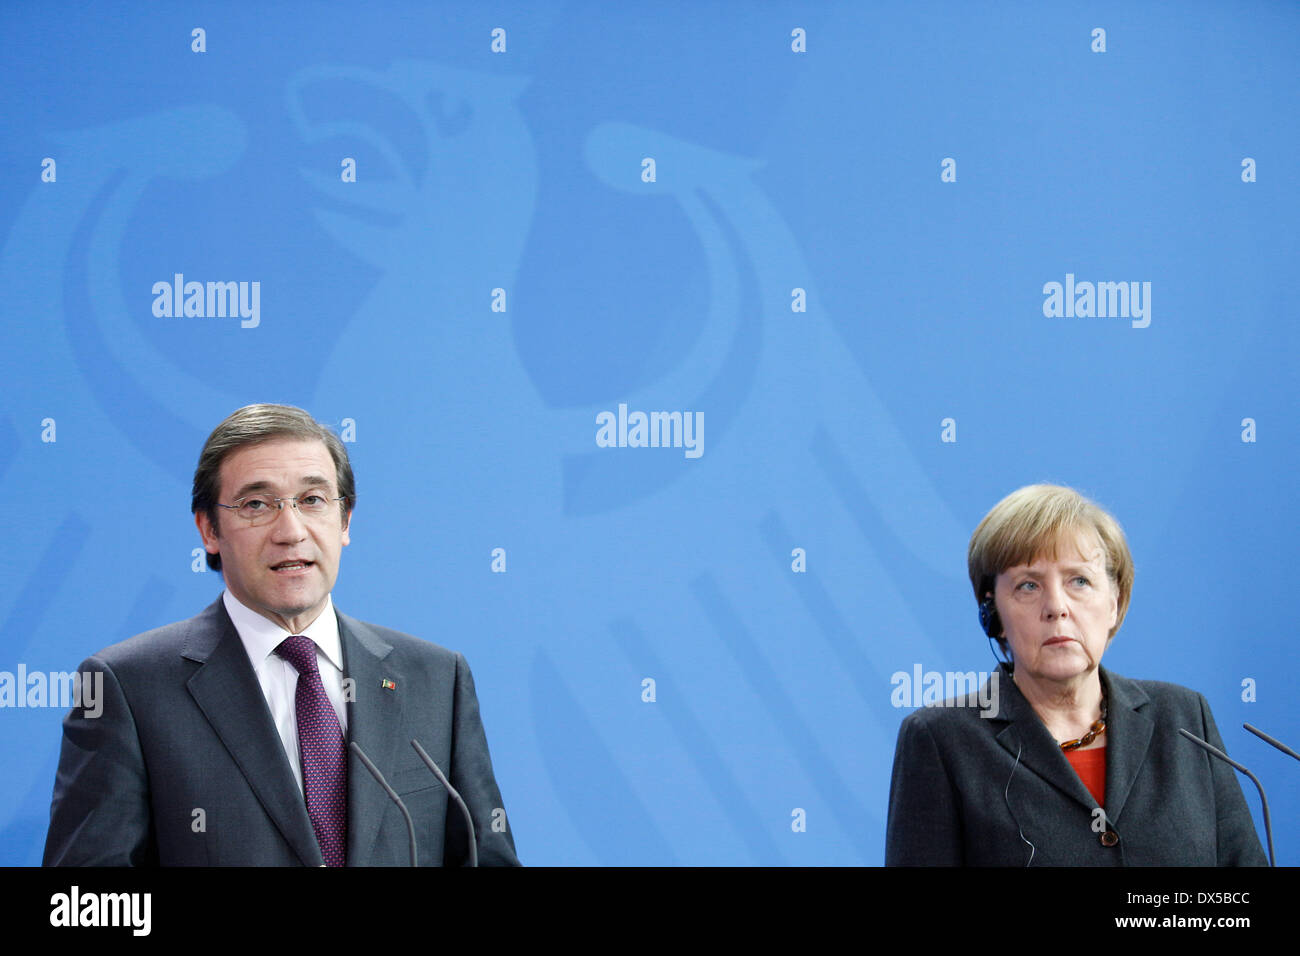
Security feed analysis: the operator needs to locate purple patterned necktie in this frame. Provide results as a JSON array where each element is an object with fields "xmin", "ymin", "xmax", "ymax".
[{"xmin": 275, "ymin": 635, "xmax": 347, "ymax": 866}]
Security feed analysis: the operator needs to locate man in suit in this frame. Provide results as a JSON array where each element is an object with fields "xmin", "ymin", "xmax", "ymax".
[{"xmin": 44, "ymin": 404, "xmax": 519, "ymax": 866}]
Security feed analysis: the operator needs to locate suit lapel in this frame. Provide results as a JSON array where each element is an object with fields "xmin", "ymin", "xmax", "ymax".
[
  {"xmin": 1098, "ymin": 667, "xmax": 1153, "ymax": 823},
  {"xmin": 182, "ymin": 600, "xmax": 323, "ymax": 866},
  {"xmin": 989, "ymin": 665, "xmax": 1099, "ymax": 811},
  {"xmin": 338, "ymin": 611, "xmax": 404, "ymax": 865}
]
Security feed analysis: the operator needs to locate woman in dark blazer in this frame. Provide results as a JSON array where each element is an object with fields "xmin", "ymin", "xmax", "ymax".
[{"xmin": 884, "ymin": 484, "xmax": 1267, "ymax": 866}]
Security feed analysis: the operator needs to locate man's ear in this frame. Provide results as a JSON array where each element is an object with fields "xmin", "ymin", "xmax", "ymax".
[
  {"xmin": 341, "ymin": 507, "xmax": 352, "ymax": 546},
  {"xmin": 196, "ymin": 511, "xmax": 221, "ymax": 555}
]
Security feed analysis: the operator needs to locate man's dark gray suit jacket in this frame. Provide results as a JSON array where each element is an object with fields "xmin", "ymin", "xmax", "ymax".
[
  {"xmin": 885, "ymin": 664, "xmax": 1267, "ymax": 866},
  {"xmin": 43, "ymin": 598, "xmax": 519, "ymax": 866}
]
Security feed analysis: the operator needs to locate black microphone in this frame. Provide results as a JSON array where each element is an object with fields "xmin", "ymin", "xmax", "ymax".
[
  {"xmin": 1244, "ymin": 722, "xmax": 1300, "ymax": 762},
  {"xmin": 411, "ymin": 739, "xmax": 478, "ymax": 868},
  {"xmin": 1178, "ymin": 729, "xmax": 1274, "ymax": 867},
  {"xmin": 350, "ymin": 741, "xmax": 418, "ymax": 867}
]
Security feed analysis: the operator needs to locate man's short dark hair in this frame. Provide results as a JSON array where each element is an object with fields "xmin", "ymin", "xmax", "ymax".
[{"xmin": 192, "ymin": 404, "xmax": 356, "ymax": 571}]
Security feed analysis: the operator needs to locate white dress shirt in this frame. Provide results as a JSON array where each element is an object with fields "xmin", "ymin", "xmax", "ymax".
[{"xmin": 222, "ymin": 590, "xmax": 348, "ymax": 794}]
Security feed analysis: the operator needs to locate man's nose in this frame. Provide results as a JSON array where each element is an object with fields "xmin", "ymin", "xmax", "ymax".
[{"xmin": 269, "ymin": 499, "xmax": 309, "ymax": 539}]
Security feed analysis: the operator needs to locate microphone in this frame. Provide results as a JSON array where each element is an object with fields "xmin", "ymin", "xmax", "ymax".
[
  {"xmin": 411, "ymin": 739, "xmax": 478, "ymax": 868},
  {"xmin": 349, "ymin": 741, "xmax": 418, "ymax": 867},
  {"xmin": 1178, "ymin": 729, "xmax": 1274, "ymax": 867},
  {"xmin": 1244, "ymin": 723, "xmax": 1300, "ymax": 762}
]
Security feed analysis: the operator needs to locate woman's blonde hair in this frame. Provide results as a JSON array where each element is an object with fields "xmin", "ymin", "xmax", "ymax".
[{"xmin": 968, "ymin": 484, "xmax": 1134, "ymax": 643}]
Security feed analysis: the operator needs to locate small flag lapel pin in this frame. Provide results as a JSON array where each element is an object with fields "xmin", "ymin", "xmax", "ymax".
[{"xmin": 381, "ymin": 679, "xmax": 397, "ymax": 691}]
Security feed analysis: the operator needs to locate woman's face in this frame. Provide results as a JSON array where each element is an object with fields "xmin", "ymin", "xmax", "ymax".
[{"xmin": 993, "ymin": 529, "xmax": 1119, "ymax": 686}]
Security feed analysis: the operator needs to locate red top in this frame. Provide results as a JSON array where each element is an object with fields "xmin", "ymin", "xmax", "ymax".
[{"xmin": 1065, "ymin": 745, "xmax": 1106, "ymax": 807}]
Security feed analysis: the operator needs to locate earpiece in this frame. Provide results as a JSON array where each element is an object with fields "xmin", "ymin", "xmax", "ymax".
[
  {"xmin": 981, "ymin": 591, "xmax": 1013, "ymax": 669},
  {"xmin": 978, "ymin": 596, "xmax": 1002, "ymax": 639}
]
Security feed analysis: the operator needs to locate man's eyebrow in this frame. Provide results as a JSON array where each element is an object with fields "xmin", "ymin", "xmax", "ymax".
[
  {"xmin": 229, "ymin": 476, "xmax": 335, "ymax": 500},
  {"xmin": 230, "ymin": 479, "xmax": 275, "ymax": 501}
]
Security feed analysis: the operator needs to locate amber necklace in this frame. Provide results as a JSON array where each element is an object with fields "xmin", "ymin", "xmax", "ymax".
[{"xmin": 1059, "ymin": 694, "xmax": 1107, "ymax": 751}]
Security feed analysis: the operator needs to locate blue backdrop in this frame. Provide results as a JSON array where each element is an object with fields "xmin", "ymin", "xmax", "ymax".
[{"xmin": 1, "ymin": 0, "xmax": 1296, "ymax": 866}]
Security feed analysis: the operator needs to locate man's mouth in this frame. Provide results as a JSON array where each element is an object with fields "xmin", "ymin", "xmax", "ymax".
[{"xmin": 271, "ymin": 560, "xmax": 313, "ymax": 572}]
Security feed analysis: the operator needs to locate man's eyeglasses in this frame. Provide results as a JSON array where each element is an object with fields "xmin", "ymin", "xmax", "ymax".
[{"xmin": 215, "ymin": 493, "xmax": 348, "ymax": 526}]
